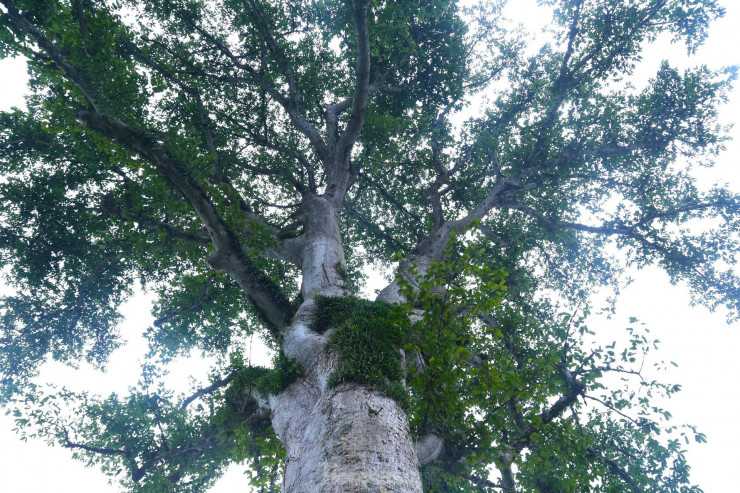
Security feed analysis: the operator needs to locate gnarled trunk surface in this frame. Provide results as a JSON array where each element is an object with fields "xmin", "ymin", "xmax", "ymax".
[{"xmin": 271, "ymin": 379, "xmax": 422, "ymax": 492}]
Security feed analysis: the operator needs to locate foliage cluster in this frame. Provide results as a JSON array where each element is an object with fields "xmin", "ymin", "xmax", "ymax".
[
  {"xmin": 5, "ymin": 350, "xmax": 300, "ymax": 493},
  {"xmin": 396, "ymin": 235, "xmax": 706, "ymax": 492}
]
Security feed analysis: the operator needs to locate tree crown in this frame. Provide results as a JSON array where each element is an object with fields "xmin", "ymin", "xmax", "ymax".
[{"xmin": 0, "ymin": 0, "xmax": 737, "ymax": 490}]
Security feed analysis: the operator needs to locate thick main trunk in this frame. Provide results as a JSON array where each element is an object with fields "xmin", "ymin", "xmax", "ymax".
[
  {"xmin": 268, "ymin": 195, "xmax": 423, "ymax": 491},
  {"xmin": 270, "ymin": 379, "xmax": 422, "ymax": 492},
  {"xmin": 272, "ymin": 299, "xmax": 423, "ymax": 491}
]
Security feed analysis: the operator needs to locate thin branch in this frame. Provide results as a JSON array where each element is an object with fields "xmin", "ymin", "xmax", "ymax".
[
  {"xmin": 180, "ymin": 370, "xmax": 237, "ymax": 411},
  {"xmin": 575, "ymin": 365, "xmax": 644, "ymax": 380},
  {"xmin": 453, "ymin": 471, "xmax": 503, "ymax": 490},
  {"xmin": 102, "ymin": 194, "xmax": 211, "ymax": 246},
  {"xmin": 583, "ymin": 395, "xmax": 646, "ymax": 428},
  {"xmin": 233, "ymin": 158, "xmax": 306, "ymax": 196},
  {"xmin": 631, "ymin": 199, "xmax": 737, "ymax": 228},
  {"xmin": 501, "ymin": 196, "xmax": 733, "ymax": 283},
  {"xmin": 245, "ymin": 0, "xmax": 300, "ymax": 106},
  {"xmin": 356, "ymin": 171, "xmax": 424, "ymax": 225},
  {"xmin": 477, "ymin": 224, "xmax": 515, "ymax": 247},
  {"xmin": 131, "ymin": 433, "xmax": 224, "ymax": 482},
  {"xmin": 220, "ymin": 111, "xmax": 317, "ymax": 193},
  {"xmin": 63, "ymin": 440, "xmax": 129, "ymax": 456},
  {"xmin": 344, "ymin": 202, "xmax": 408, "ymax": 253},
  {"xmin": 61, "ymin": 426, "xmax": 129, "ymax": 457},
  {"xmin": 188, "ymin": 23, "xmax": 330, "ymax": 161},
  {"xmin": 585, "ymin": 447, "xmax": 643, "ymax": 492},
  {"xmin": 571, "ymin": 0, "xmax": 669, "ymax": 81},
  {"xmin": 153, "ymin": 279, "xmax": 227, "ymax": 329}
]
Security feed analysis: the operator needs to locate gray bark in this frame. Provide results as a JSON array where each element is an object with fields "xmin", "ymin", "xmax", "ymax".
[{"xmin": 270, "ymin": 380, "xmax": 421, "ymax": 492}]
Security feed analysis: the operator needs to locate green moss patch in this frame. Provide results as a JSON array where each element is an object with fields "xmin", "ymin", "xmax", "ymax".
[
  {"xmin": 253, "ymin": 351, "xmax": 302, "ymax": 397},
  {"xmin": 313, "ymin": 295, "xmax": 410, "ymax": 409}
]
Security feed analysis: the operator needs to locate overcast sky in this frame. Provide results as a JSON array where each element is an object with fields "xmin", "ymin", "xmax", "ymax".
[{"xmin": 0, "ymin": 1, "xmax": 739, "ymax": 492}]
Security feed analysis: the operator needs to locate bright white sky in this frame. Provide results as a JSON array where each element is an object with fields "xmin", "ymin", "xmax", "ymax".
[{"xmin": 0, "ymin": 1, "xmax": 739, "ymax": 492}]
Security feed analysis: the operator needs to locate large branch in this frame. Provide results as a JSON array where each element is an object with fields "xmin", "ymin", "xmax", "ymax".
[
  {"xmin": 79, "ymin": 111, "xmax": 293, "ymax": 336},
  {"xmin": 2, "ymin": 5, "xmax": 294, "ymax": 336},
  {"xmin": 401, "ymin": 0, "xmax": 678, "ymax": 266},
  {"xmin": 415, "ymin": 432, "xmax": 446, "ymax": 466},
  {"xmin": 334, "ymin": 0, "xmax": 372, "ymax": 159},
  {"xmin": 324, "ymin": 0, "xmax": 372, "ymax": 206},
  {"xmin": 540, "ymin": 369, "xmax": 585, "ymax": 426},
  {"xmin": 325, "ymin": 63, "xmax": 405, "ymax": 141}
]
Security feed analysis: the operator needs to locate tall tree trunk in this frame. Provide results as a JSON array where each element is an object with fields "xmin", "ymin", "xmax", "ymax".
[{"xmin": 269, "ymin": 195, "xmax": 424, "ymax": 491}]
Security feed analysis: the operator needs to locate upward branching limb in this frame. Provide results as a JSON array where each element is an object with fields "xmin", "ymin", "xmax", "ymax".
[
  {"xmin": 186, "ymin": 21, "xmax": 331, "ymax": 163},
  {"xmin": 334, "ymin": 0, "xmax": 372, "ymax": 155},
  {"xmin": 1, "ymin": 2, "xmax": 294, "ymax": 336},
  {"xmin": 244, "ymin": 0, "xmax": 301, "ymax": 105},
  {"xmin": 325, "ymin": 0, "xmax": 372, "ymax": 206},
  {"xmin": 325, "ymin": 55, "xmax": 409, "ymax": 142},
  {"xmin": 524, "ymin": 0, "xmax": 582, "ymax": 164},
  {"xmin": 570, "ymin": 0, "xmax": 669, "ymax": 82}
]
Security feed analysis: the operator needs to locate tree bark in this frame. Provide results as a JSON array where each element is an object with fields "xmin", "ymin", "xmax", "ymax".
[{"xmin": 270, "ymin": 379, "xmax": 422, "ymax": 492}]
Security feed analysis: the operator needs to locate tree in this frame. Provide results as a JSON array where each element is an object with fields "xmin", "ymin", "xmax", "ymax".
[{"xmin": 0, "ymin": 0, "xmax": 737, "ymax": 490}]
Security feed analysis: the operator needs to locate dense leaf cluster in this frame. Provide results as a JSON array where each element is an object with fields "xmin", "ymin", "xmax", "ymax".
[
  {"xmin": 312, "ymin": 294, "xmax": 411, "ymax": 406},
  {"xmin": 399, "ymin": 237, "xmax": 703, "ymax": 491}
]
